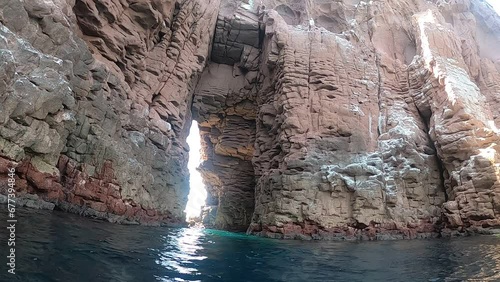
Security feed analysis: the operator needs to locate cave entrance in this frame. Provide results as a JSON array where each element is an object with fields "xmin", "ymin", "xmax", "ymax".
[{"xmin": 184, "ymin": 121, "xmax": 207, "ymax": 222}]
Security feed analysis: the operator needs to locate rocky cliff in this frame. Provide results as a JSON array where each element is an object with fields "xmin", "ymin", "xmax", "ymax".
[
  {"xmin": 1, "ymin": 0, "xmax": 499, "ymax": 239},
  {"xmin": 0, "ymin": 0, "xmax": 220, "ymax": 224}
]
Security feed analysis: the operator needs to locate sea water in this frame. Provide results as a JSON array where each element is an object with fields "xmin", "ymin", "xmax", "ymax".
[{"xmin": 1, "ymin": 208, "xmax": 499, "ymax": 281}]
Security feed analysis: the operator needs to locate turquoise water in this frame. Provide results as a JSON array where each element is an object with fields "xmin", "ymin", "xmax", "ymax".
[{"xmin": 1, "ymin": 208, "xmax": 500, "ymax": 281}]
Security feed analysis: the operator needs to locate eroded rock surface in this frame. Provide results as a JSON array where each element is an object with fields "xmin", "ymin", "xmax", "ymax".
[
  {"xmin": 244, "ymin": 0, "xmax": 500, "ymax": 239},
  {"xmin": 1, "ymin": 0, "xmax": 499, "ymax": 239},
  {"xmin": 0, "ymin": 0, "xmax": 220, "ymax": 225}
]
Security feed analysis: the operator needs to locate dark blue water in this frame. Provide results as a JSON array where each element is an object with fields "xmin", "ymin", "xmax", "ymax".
[{"xmin": 1, "ymin": 208, "xmax": 500, "ymax": 281}]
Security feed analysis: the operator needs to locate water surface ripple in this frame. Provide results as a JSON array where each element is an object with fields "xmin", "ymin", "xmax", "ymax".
[{"xmin": 1, "ymin": 208, "xmax": 500, "ymax": 281}]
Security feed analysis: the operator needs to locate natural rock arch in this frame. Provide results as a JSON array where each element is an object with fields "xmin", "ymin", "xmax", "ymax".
[{"xmin": 1, "ymin": 0, "xmax": 500, "ymax": 240}]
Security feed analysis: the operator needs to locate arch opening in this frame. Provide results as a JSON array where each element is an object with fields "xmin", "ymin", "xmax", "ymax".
[{"xmin": 184, "ymin": 121, "xmax": 207, "ymax": 223}]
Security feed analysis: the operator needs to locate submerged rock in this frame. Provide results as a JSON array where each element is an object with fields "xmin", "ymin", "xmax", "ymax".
[{"xmin": 0, "ymin": 0, "xmax": 499, "ymax": 239}]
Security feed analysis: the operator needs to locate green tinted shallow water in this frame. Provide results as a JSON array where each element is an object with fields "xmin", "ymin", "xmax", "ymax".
[{"xmin": 1, "ymin": 208, "xmax": 500, "ymax": 282}]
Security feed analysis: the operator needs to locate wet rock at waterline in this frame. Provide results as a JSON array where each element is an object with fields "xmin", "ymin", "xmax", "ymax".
[{"xmin": 0, "ymin": 0, "xmax": 499, "ymax": 239}]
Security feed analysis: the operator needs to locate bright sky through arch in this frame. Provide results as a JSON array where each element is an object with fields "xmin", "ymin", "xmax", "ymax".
[
  {"xmin": 185, "ymin": 121, "xmax": 207, "ymax": 220},
  {"xmin": 181, "ymin": 0, "xmax": 500, "ymax": 221}
]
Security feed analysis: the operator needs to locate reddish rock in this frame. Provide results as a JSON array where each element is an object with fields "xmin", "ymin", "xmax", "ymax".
[
  {"xmin": 89, "ymin": 202, "xmax": 108, "ymax": 213},
  {"xmin": 107, "ymin": 199, "xmax": 127, "ymax": 216}
]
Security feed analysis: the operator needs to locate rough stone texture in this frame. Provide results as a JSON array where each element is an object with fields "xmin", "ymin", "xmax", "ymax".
[
  {"xmin": 0, "ymin": 193, "xmax": 55, "ymax": 210},
  {"xmin": 190, "ymin": 3, "xmax": 262, "ymax": 230},
  {"xmin": 0, "ymin": 0, "xmax": 220, "ymax": 225},
  {"xmin": 244, "ymin": 0, "xmax": 500, "ymax": 239},
  {"xmin": 193, "ymin": 64, "xmax": 258, "ymax": 231},
  {"xmin": 1, "ymin": 0, "xmax": 500, "ymax": 239}
]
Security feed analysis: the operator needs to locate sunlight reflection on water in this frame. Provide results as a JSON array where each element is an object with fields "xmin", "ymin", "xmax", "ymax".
[
  {"xmin": 3, "ymin": 208, "xmax": 500, "ymax": 282},
  {"xmin": 156, "ymin": 228, "xmax": 207, "ymax": 280}
]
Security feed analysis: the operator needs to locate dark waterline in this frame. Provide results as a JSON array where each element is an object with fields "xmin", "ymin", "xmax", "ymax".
[{"xmin": 1, "ymin": 207, "xmax": 500, "ymax": 282}]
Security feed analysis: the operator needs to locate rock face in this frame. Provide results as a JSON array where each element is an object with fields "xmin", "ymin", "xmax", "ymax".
[
  {"xmin": 1, "ymin": 0, "xmax": 500, "ymax": 239},
  {"xmin": 0, "ymin": 0, "xmax": 221, "ymax": 225},
  {"xmin": 245, "ymin": 0, "xmax": 500, "ymax": 239}
]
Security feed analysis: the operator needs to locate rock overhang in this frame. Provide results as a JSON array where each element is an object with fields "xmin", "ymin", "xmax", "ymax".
[{"xmin": 0, "ymin": 0, "xmax": 499, "ymax": 240}]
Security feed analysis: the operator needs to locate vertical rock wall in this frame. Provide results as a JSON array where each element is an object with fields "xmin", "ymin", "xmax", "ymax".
[
  {"xmin": 245, "ymin": 0, "xmax": 500, "ymax": 239},
  {"xmin": 0, "ymin": 0, "xmax": 220, "ymax": 224},
  {"xmin": 192, "ymin": 3, "xmax": 261, "ymax": 230}
]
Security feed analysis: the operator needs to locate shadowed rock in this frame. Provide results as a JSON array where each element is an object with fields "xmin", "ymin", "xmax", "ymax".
[{"xmin": 0, "ymin": 0, "xmax": 499, "ymax": 239}]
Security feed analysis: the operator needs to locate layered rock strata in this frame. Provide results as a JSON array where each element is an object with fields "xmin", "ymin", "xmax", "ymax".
[
  {"xmin": 192, "ymin": 4, "xmax": 260, "ymax": 230},
  {"xmin": 1, "ymin": 0, "xmax": 499, "ymax": 239},
  {"xmin": 0, "ymin": 0, "xmax": 220, "ymax": 225},
  {"xmin": 246, "ymin": 0, "xmax": 500, "ymax": 239}
]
